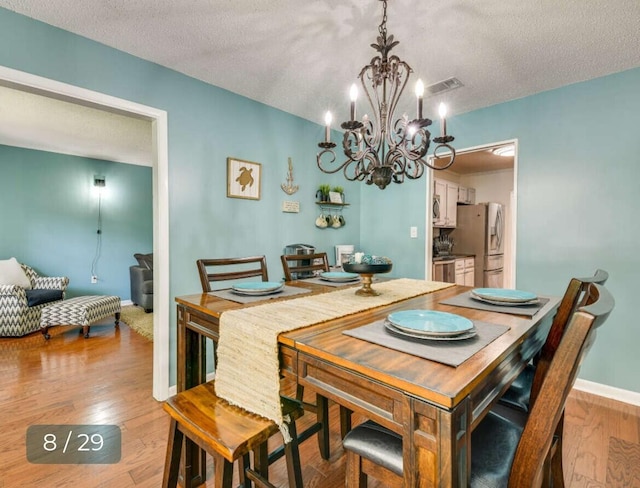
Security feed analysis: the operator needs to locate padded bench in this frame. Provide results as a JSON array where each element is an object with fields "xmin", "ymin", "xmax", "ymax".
[{"xmin": 41, "ymin": 295, "xmax": 121, "ymax": 339}]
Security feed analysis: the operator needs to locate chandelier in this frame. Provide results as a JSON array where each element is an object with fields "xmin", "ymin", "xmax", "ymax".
[{"xmin": 317, "ymin": 0, "xmax": 455, "ymax": 189}]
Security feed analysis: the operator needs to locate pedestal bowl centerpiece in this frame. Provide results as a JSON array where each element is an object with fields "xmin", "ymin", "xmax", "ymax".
[{"xmin": 342, "ymin": 253, "xmax": 392, "ymax": 296}]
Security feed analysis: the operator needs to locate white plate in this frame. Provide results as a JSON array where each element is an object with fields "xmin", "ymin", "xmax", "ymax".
[
  {"xmin": 231, "ymin": 281, "xmax": 284, "ymax": 295},
  {"xmin": 319, "ymin": 271, "xmax": 360, "ymax": 282},
  {"xmin": 384, "ymin": 320, "xmax": 477, "ymax": 341},
  {"xmin": 470, "ymin": 294, "xmax": 540, "ymax": 307},
  {"xmin": 471, "ymin": 288, "xmax": 537, "ymax": 303},
  {"xmin": 386, "ymin": 310, "xmax": 474, "ymax": 337}
]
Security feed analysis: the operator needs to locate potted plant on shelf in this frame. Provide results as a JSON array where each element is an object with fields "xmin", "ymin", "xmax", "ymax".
[{"xmin": 316, "ymin": 184, "xmax": 331, "ymax": 202}]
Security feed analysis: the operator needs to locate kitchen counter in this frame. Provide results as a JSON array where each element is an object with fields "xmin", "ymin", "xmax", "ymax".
[{"xmin": 433, "ymin": 253, "xmax": 475, "ymax": 262}]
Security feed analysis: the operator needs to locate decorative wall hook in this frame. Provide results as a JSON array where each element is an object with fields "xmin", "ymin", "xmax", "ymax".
[{"xmin": 281, "ymin": 157, "xmax": 299, "ymax": 195}]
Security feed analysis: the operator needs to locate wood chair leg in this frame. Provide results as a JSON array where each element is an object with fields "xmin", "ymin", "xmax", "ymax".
[
  {"xmin": 213, "ymin": 452, "xmax": 234, "ymax": 488},
  {"xmin": 340, "ymin": 405, "xmax": 353, "ymax": 439},
  {"xmin": 284, "ymin": 418, "xmax": 304, "ymax": 488},
  {"xmin": 316, "ymin": 393, "xmax": 331, "ymax": 460},
  {"xmin": 238, "ymin": 453, "xmax": 251, "ymax": 488},
  {"xmin": 551, "ymin": 418, "xmax": 566, "ymax": 488},
  {"xmin": 162, "ymin": 419, "xmax": 183, "ymax": 488},
  {"xmin": 346, "ymin": 450, "xmax": 367, "ymax": 488},
  {"xmin": 253, "ymin": 442, "xmax": 270, "ymax": 480}
]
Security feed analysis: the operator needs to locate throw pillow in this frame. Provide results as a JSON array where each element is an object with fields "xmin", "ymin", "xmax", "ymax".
[
  {"xmin": 0, "ymin": 257, "xmax": 33, "ymax": 289},
  {"xmin": 25, "ymin": 289, "xmax": 64, "ymax": 307}
]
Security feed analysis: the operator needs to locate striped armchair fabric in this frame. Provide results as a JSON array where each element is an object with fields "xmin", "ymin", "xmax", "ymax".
[{"xmin": 0, "ymin": 264, "xmax": 69, "ymax": 337}]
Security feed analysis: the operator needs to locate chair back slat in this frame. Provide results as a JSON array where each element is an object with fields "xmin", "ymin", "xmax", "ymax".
[
  {"xmin": 196, "ymin": 256, "xmax": 268, "ymax": 292},
  {"xmin": 280, "ymin": 253, "xmax": 329, "ymax": 281},
  {"xmin": 528, "ymin": 269, "xmax": 608, "ymax": 407},
  {"xmin": 508, "ymin": 283, "xmax": 614, "ymax": 487}
]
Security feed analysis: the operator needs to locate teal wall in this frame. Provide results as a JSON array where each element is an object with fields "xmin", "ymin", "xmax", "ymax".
[
  {"xmin": 362, "ymin": 67, "xmax": 640, "ymax": 393},
  {"xmin": 1, "ymin": 7, "xmax": 637, "ymax": 393},
  {"xmin": 0, "ymin": 145, "xmax": 153, "ymax": 298},
  {"xmin": 0, "ymin": 8, "xmax": 361, "ymax": 384}
]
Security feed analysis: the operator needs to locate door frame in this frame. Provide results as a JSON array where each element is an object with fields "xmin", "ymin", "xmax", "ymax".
[
  {"xmin": 425, "ymin": 139, "xmax": 518, "ymax": 288},
  {"xmin": 0, "ymin": 65, "xmax": 170, "ymax": 400}
]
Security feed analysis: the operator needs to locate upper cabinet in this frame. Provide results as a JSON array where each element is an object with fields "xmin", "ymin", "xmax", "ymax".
[
  {"xmin": 433, "ymin": 178, "xmax": 458, "ymax": 228},
  {"xmin": 457, "ymin": 186, "xmax": 476, "ymax": 205}
]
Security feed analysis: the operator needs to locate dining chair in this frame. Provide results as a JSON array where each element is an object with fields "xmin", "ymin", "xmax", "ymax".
[
  {"xmin": 196, "ymin": 254, "xmax": 333, "ymax": 460},
  {"xmin": 498, "ymin": 268, "xmax": 609, "ymax": 415},
  {"xmin": 342, "ymin": 282, "xmax": 614, "ymax": 488},
  {"xmin": 162, "ymin": 380, "xmax": 303, "ymax": 488},
  {"xmin": 280, "ymin": 252, "xmax": 330, "ymax": 281},
  {"xmin": 196, "ymin": 255, "xmax": 269, "ymax": 292},
  {"xmin": 281, "ymin": 250, "xmax": 354, "ymax": 441}
]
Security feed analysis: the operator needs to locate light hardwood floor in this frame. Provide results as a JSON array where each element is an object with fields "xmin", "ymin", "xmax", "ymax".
[{"xmin": 1, "ymin": 319, "xmax": 639, "ymax": 487}]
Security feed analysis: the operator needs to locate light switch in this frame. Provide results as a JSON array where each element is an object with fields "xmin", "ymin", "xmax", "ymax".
[{"xmin": 410, "ymin": 226, "xmax": 418, "ymax": 238}]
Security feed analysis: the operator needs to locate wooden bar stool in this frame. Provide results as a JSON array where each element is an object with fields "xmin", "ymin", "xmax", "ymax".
[{"xmin": 162, "ymin": 380, "xmax": 304, "ymax": 488}]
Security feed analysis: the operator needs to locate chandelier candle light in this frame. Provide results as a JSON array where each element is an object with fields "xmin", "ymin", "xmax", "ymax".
[{"xmin": 317, "ymin": 0, "xmax": 456, "ymax": 189}]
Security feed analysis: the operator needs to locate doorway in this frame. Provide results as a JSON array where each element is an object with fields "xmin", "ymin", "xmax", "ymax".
[
  {"xmin": 425, "ymin": 140, "xmax": 517, "ymax": 288},
  {"xmin": 0, "ymin": 65, "xmax": 170, "ymax": 400}
]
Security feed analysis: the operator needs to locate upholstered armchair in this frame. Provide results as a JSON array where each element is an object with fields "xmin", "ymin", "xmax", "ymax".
[
  {"xmin": 130, "ymin": 253, "xmax": 153, "ymax": 313},
  {"xmin": 0, "ymin": 261, "xmax": 69, "ymax": 337}
]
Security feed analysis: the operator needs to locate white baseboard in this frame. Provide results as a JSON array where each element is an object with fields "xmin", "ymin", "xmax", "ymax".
[
  {"xmin": 121, "ymin": 299, "xmax": 134, "ymax": 306},
  {"xmin": 574, "ymin": 378, "xmax": 640, "ymax": 407}
]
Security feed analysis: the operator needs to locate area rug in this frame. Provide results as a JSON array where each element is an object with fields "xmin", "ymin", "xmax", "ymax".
[{"xmin": 119, "ymin": 305, "xmax": 153, "ymax": 341}]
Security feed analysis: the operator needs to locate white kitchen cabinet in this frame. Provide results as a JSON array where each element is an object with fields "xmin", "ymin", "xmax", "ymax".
[
  {"xmin": 457, "ymin": 186, "xmax": 467, "ymax": 203},
  {"xmin": 455, "ymin": 257, "xmax": 475, "ymax": 286},
  {"xmin": 445, "ymin": 182, "xmax": 457, "ymax": 227},
  {"xmin": 464, "ymin": 257, "xmax": 475, "ymax": 286},
  {"xmin": 454, "ymin": 258, "xmax": 465, "ymax": 285},
  {"xmin": 457, "ymin": 186, "xmax": 476, "ymax": 205},
  {"xmin": 433, "ymin": 178, "xmax": 447, "ymax": 226},
  {"xmin": 467, "ymin": 188, "xmax": 476, "ymax": 205},
  {"xmin": 433, "ymin": 178, "xmax": 458, "ymax": 228}
]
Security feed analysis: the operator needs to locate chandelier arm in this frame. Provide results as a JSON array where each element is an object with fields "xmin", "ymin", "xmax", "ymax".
[
  {"xmin": 343, "ymin": 129, "xmax": 374, "ymax": 163},
  {"xmin": 426, "ymin": 144, "xmax": 457, "ymax": 170},
  {"xmin": 361, "ymin": 117, "xmax": 377, "ymax": 149},
  {"xmin": 358, "ymin": 62, "xmax": 383, "ymax": 149},
  {"xmin": 317, "ymin": 147, "xmax": 351, "ymax": 175},
  {"xmin": 383, "ymin": 58, "xmax": 411, "ymax": 147},
  {"xmin": 388, "ymin": 149, "xmax": 425, "ymax": 181},
  {"xmin": 315, "ymin": 0, "xmax": 455, "ymax": 189}
]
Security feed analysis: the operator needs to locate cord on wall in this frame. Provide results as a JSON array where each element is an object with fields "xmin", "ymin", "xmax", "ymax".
[{"xmin": 91, "ymin": 177, "xmax": 105, "ymax": 283}]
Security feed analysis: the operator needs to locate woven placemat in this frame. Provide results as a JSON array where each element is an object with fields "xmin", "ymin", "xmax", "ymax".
[
  {"xmin": 208, "ymin": 285, "xmax": 311, "ymax": 304},
  {"xmin": 343, "ymin": 319, "xmax": 509, "ymax": 367},
  {"xmin": 439, "ymin": 291, "xmax": 550, "ymax": 317},
  {"xmin": 214, "ymin": 279, "xmax": 455, "ymax": 440}
]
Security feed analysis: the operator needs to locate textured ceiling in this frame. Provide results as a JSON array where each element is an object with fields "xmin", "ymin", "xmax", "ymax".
[
  {"xmin": 0, "ymin": 0, "xmax": 639, "ymax": 168},
  {"xmin": 0, "ymin": 84, "xmax": 152, "ymax": 165}
]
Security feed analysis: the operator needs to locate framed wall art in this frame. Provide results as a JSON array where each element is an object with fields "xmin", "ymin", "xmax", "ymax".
[{"xmin": 227, "ymin": 157, "xmax": 261, "ymax": 200}]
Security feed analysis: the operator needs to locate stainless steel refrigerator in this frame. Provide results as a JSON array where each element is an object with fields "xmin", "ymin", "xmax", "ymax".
[{"xmin": 450, "ymin": 203, "xmax": 505, "ymax": 288}]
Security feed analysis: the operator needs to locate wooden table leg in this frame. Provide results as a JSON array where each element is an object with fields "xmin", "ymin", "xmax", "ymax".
[
  {"xmin": 177, "ymin": 306, "xmax": 208, "ymax": 486},
  {"xmin": 405, "ymin": 396, "xmax": 471, "ymax": 487}
]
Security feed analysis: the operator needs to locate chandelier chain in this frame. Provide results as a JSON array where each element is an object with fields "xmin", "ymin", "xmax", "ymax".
[{"xmin": 379, "ymin": 0, "xmax": 388, "ymax": 41}]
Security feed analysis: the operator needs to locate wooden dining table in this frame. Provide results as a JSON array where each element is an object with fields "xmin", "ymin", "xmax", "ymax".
[{"xmin": 175, "ymin": 280, "xmax": 559, "ymax": 487}]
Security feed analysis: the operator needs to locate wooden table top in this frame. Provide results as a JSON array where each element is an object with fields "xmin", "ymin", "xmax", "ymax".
[
  {"xmin": 176, "ymin": 281, "xmax": 559, "ymax": 410},
  {"xmin": 281, "ymin": 284, "xmax": 559, "ymax": 409}
]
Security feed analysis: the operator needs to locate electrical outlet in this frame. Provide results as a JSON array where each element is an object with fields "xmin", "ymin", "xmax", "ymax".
[
  {"xmin": 410, "ymin": 226, "xmax": 418, "ymax": 238},
  {"xmin": 91, "ymin": 275, "xmax": 98, "ymax": 284}
]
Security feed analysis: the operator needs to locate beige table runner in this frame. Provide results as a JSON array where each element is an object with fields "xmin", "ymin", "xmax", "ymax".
[{"xmin": 214, "ymin": 278, "xmax": 455, "ymax": 441}]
